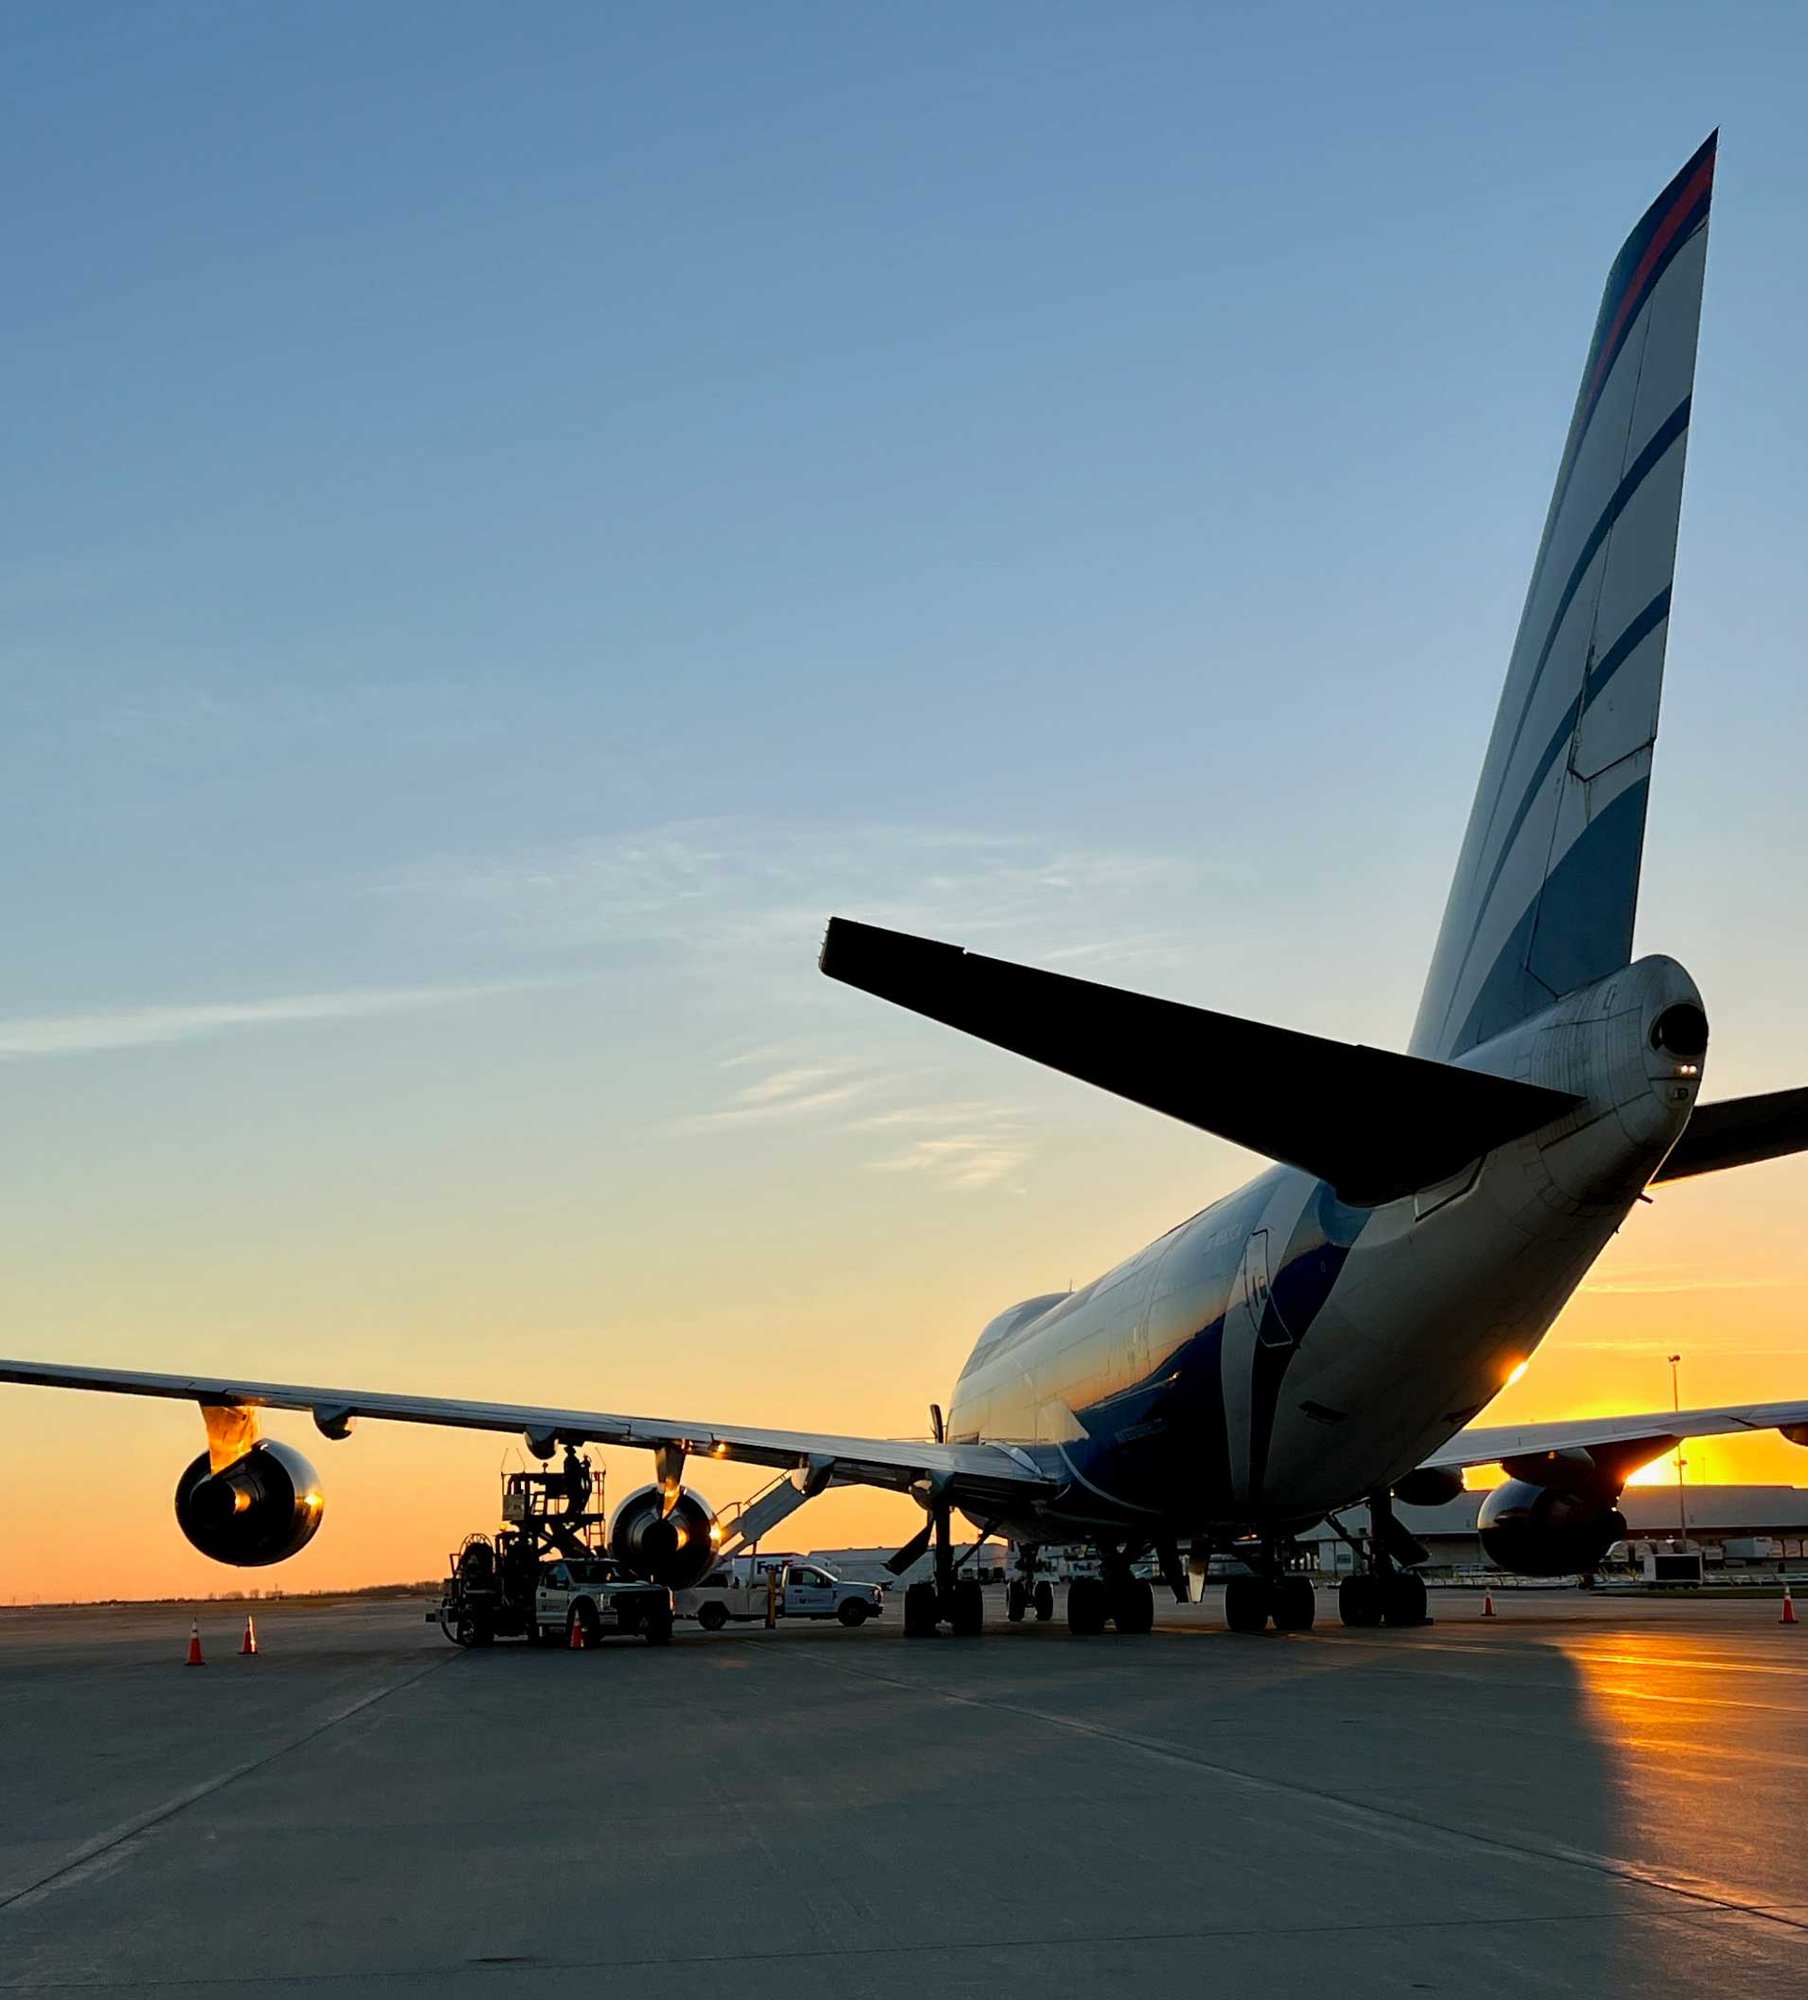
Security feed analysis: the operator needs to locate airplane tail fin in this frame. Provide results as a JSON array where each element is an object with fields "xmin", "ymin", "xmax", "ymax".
[{"xmin": 1411, "ymin": 135, "xmax": 1716, "ymax": 1061}]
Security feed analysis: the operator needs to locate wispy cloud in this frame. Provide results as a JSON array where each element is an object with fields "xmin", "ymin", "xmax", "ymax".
[
  {"xmin": 676, "ymin": 1054, "xmax": 1033, "ymax": 1188},
  {"xmin": 867, "ymin": 1133, "xmax": 1030, "ymax": 1191},
  {"xmin": 673, "ymin": 1057, "xmax": 878, "ymax": 1131},
  {"xmin": 1581, "ymin": 1265, "xmax": 1793, "ymax": 1298},
  {"xmin": 857, "ymin": 1097, "xmax": 1032, "ymax": 1191},
  {"xmin": 0, "ymin": 983, "xmax": 535, "ymax": 1060},
  {"xmin": 374, "ymin": 818, "xmax": 1209, "ymax": 982}
]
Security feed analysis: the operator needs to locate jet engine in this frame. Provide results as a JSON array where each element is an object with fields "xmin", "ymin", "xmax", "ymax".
[
  {"xmin": 608, "ymin": 1482, "xmax": 719, "ymax": 1589},
  {"xmin": 1477, "ymin": 1479, "xmax": 1627, "ymax": 1576},
  {"xmin": 174, "ymin": 1440, "xmax": 325, "ymax": 1566},
  {"xmin": 1393, "ymin": 1466, "xmax": 1466, "ymax": 1508}
]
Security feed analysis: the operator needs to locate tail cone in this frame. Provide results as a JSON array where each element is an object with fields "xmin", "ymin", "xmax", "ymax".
[
  {"xmin": 1783, "ymin": 1587, "xmax": 1797, "ymax": 1627},
  {"xmin": 185, "ymin": 1619, "xmax": 205, "ymax": 1667},
  {"xmin": 240, "ymin": 1615, "xmax": 258, "ymax": 1656}
]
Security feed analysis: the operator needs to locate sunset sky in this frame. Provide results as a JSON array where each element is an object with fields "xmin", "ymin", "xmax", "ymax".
[{"xmin": 3, "ymin": 5, "xmax": 1808, "ymax": 1601}]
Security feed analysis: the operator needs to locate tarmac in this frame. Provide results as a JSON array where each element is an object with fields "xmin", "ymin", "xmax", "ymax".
[{"xmin": 3, "ymin": 1587, "xmax": 1807, "ymax": 1996}]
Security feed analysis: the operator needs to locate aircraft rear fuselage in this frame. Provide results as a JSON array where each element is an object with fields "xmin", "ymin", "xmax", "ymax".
[{"xmin": 947, "ymin": 955, "xmax": 1705, "ymax": 1543}]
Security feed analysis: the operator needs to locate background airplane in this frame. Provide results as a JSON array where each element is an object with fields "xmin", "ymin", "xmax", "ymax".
[{"xmin": 9, "ymin": 133, "xmax": 1808, "ymax": 1638}]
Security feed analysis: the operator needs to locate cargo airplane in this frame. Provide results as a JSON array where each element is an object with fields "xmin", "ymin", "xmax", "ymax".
[{"xmin": 9, "ymin": 133, "xmax": 1808, "ymax": 1637}]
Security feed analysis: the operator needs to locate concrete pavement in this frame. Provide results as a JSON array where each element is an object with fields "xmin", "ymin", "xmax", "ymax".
[{"xmin": 2, "ymin": 1589, "xmax": 1805, "ymax": 1995}]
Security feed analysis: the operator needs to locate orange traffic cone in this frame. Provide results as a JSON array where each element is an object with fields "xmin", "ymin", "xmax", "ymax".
[
  {"xmin": 1481, "ymin": 1590, "xmax": 1496, "ymax": 1619},
  {"xmin": 185, "ymin": 1620, "xmax": 205, "ymax": 1667},
  {"xmin": 1782, "ymin": 1587, "xmax": 1798, "ymax": 1627},
  {"xmin": 568, "ymin": 1616, "xmax": 586, "ymax": 1651},
  {"xmin": 240, "ymin": 1615, "xmax": 258, "ymax": 1656}
]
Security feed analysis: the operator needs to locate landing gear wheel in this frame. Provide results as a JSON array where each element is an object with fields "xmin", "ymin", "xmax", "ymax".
[
  {"xmin": 903, "ymin": 1580, "xmax": 939, "ymax": 1637},
  {"xmin": 697, "ymin": 1601, "xmax": 728, "ymax": 1632},
  {"xmin": 1382, "ymin": 1571, "xmax": 1429, "ymax": 1627},
  {"xmin": 1033, "ymin": 1581, "xmax": 1055, "ymax": 1623},
  {"xmin": 1272, "ymin": 1576, "xmax": 1316, "ymax": 1632},
  {"xmin": 949, "ymin": 1578, "xmax": 985, "ymax": 1637},
  {"xmin": 1006, "ymin": 1581, "xmax": 1027, "ymax": 1623},
  {"xmin": 1338, "ymin": 1574, "xmax": 1384, "ymax": 1628},
  {"xmin": 837, "ymin": 1598, "xmax": 870, "ymax": 1628},
  {"xmin": 1110, "ymin": 1577, "xmax": 1156, "ymax": 1634},
  {"xmin": 1067, "ymin": 1576, "xmax": 1109, "ymax": 1635},
  {"xmin": 1223, "ymin": 1574, "xmax": 1274, "ymax": 1634}
]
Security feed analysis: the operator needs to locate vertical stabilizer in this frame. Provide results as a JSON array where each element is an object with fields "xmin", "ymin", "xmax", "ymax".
[{"xmin": 1412, "ymin": 136, "xmax": 1715, "ymax": 1061}]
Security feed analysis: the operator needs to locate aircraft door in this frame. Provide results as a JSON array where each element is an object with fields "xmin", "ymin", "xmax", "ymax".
[{"xmin": 1241, "ymin": 1230, "xmax": 1293, "ymax": 1350}]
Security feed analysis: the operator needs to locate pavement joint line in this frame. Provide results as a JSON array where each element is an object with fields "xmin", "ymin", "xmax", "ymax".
[
  {"xmin": 0, "ymin": 1654, "xmax": 454, "ymax": 1917},
  {"xmin": 0, "ymin": 1904, "xmax": 1770, "ymax": 1989},
  {"xmin": 800, "ymin": 1648, "xmax": 1808, "ymax": 1937}
]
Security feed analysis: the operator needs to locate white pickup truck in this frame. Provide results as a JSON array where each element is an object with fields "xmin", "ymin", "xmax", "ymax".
[
  {"xmin": 678, "ymin": 1556, "xmax": 883, "ymax": 1630},
  {"xmin": 535, "ymin": 1556, "xmax": 674, "ymax": 1646}
]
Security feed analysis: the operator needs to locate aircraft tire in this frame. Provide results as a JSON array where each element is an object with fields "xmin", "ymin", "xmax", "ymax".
[
  {"xmin": 1272, "ymin": 1576, "xmax": 1316, "ymax": 1632},
  {"xmin": 1067, "ymin": 1576, "xmax": 1109, "ymax": 1636},
  {"xmin": 949, "ymin": 1578, "xmax": 985, "ymax": 1637},
  {"xmin": 1033, "ymin": 1581, "xmax": 1055, "ymax": 1622},
  {"xmin": 1110, "ymin": 1578, "xmax": 1156, "ymax": 1634},
  {"xmin": 1381, "ymin": 1571, "xmax": 1429, "ymax": 1627},
  {"xmin": 903, "ymin": 1581, "xmax": 939, "ymax": 1637},
  {"xmin": 1338, "ymin": 1575, "xmax": 1384, "ymax": 1627},
  {"xmin": 1223, "ymin": 1575, "xmax": 1272, "ymax": 1634},
  {"xmin": 1006, "ymin": 1581, "xmax": 1027, "ymax": 1622}
]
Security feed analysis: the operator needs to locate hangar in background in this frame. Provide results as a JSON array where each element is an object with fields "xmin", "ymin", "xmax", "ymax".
[{"xmin": 1302, "ymin": 1486, "xmax": 1808, "ymax": 1572}]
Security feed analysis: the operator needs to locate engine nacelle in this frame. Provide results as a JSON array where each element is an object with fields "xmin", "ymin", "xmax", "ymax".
[
  {"xmin": 174, "ymin": 1440, "xmax": 325, "ymax": 1567},
  {"xmin": 608, "ymin": 1482, "xmax": 718, "ymax": 1590},
  {"xmin": 1393, "ymin": 1466, "xmax": 1465, "ymax": 1508},
  {"xmin": 1477, "ymin": 1478, "xmax": 1626, "ymax": 1576}
]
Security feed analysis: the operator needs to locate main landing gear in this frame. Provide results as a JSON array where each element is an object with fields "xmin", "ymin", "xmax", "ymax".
[
  {"xmin": 901, "ymin": 1495, "xmax": 987, "ymax": 1637},
  {"xmin": 1334, "ymin": 1489, "xmax": 1431, "ymax": 1629},
  {"xmin": 1066, "ymin": 1547, "xmax": 1156, "ymax": 1636},
  {"xmin": 1215, "ymin": 1537, "xmax": 1317, "ymax": 1635}
]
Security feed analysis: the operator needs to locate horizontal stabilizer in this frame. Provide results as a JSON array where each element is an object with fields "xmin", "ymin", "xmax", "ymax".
[
  {"xmin": 819, "ymin": 919, "xmax": 1579, "ymax": 1208},
  {"xmin": 1653, "ymin": 1087, "xmax": 1808, "ymax": 1183}
]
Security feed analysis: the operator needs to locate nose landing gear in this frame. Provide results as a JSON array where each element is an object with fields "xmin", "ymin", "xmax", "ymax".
[{"xmin": 1006, "ymin": 1548, "xmax": 1056, "ymax": 1624}]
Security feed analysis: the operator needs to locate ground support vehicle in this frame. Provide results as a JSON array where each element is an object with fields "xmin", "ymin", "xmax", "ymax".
[
  {"xmin": 434, "ymin": 1451, "xmax": 673, "ymax": 1648},
  {"xmin": 678, "ymin": 1555, "xmax": 882, "ymax": 1630}
]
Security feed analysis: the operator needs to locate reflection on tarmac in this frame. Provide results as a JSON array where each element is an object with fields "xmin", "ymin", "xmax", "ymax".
[{"xmin": 1, "ymin": 1590, "xmax": 1804, "ymax": 1997}]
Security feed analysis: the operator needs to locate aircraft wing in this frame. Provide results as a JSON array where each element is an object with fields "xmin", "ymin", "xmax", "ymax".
[
  {"xmin": 1421, "ymin": 1399, "xmax": 1808, "ymax": 1482},
  {"xmin": 0, "ymin": 1358, "xmax": 1056, "ymax": 1509}
]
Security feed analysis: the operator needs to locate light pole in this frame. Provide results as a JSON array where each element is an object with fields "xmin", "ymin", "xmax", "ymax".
[{"xmin": 1668, "ymin": 1353, "xmax": 1688, "ymax": 1546}]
